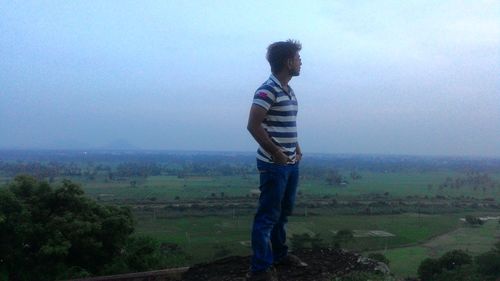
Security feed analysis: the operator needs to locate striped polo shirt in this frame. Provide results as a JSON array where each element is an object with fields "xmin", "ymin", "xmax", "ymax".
[{"xmin": 252, "ymin": 74, "xmax": 298, "ymax": 164}]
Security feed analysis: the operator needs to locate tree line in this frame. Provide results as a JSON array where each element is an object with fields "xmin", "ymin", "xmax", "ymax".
[{"xmin": 432, "ymin": 172, "xmax": 499, "ymax": 192}]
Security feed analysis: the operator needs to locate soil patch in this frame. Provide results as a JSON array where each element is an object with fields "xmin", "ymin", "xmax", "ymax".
[{"xmin": 182, "ymin": 248, "xmax": 388, "ymax": 281}]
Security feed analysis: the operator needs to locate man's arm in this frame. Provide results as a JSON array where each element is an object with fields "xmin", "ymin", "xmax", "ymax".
[{"xmin": 247, "ymin": 104, "xmax": 289, "ymax": 164}]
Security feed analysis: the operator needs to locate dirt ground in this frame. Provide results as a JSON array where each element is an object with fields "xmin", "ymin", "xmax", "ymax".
[{"xmin": 182, "ymin": 248, "xmax": 389, "ymax": 281}]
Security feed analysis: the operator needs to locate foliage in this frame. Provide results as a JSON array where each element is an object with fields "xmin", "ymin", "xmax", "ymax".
[
  {"xmin": 418, "ymin": 257, "xmax": 442, "ymax": 281},
  {"xmin": 333, "ymin": 229, "xmax": 354, "ymax": 248},
  {"xmin": 102, "ymin": 236, "xmax": 185, "ymax": 274},
  {"xmin": 474, "ymin": 241, "xmax": 500, "ymax": 280},
  {"xmin": 368, "ymin": 253, "xmax": 390, "ymax": 265},
  {"xmin": 438, "ymin": 172, "xmax": 498, "ymax": 193},
  {"xmin": 290, "ymin": 233, "xmax": 326, "ymax": 250},
  {"xmin": 438, "ymin": 249, "xmax": 472, "ymax": 271},
  {"xmin": 464, "ymin": 215, "xmax": 484, "ymax": 226},
  {"xmin": 417, "ymin": 247, "xmax": 500, "ymax": 281},
  {"xmin": 417, "ymin": 250, "xmax": 473, "ymax": 281},
  {"xmin": 325, "ymin": 169, "xmax": 345, "ymax": 186},
  {"xmin": 349, "ymin": 171, "xmax": 362, "ymax": 180},
  {"xmin": 433, "ymin": 265, "xmax": 483, "ymax": 281},
  {"xmin": 116, "ymin": 162, "xmax": 162, "ymax": 177},
  {"xmin": 0, "ymin": 175, "xmax": 175, "ymax": 281}
]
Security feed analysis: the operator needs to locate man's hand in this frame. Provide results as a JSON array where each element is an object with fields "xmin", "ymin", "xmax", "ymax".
[
  {"xmin": 272, "ymin": 150, "xmax": 290, "ymax": 165},
  {"xmin": 296, "ymin": 152, "xmax": 302, "ymax": 162},
  {"xmin": 296, "ymin": 143, "xmax": 302, "ymax": 162}
]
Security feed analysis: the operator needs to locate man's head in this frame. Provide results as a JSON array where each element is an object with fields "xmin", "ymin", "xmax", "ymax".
[{"xmin": 266, "ymin": 39, "xmax": 302, "ymax": 76}]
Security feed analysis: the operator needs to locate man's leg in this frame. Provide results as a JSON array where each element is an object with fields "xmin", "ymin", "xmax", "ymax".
[
  {"xmin": 271, "ymin": 164, "xmax": 299, "ymax": 262},
  {"xmin": 251, "ymin": 162, "xmax": 287, "ymax": 272}
]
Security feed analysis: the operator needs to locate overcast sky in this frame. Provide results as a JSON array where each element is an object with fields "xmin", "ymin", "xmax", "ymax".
[{"xmin": 1, "ymin": 1, "xmax": 499, "ymax": 157}]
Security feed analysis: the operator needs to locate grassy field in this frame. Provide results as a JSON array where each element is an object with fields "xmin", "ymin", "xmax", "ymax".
[
  {"xmin": 4, "ymin": 168, "xmax": 497, "ymax": 201},
  {"xmin": 70, "ymin": 170, "xmax": 500, "ymax": 201},
  {"xmin": 78, "ymin": 175, "xmax": 257, "ymax": 200},
  {"xmin": 384, "ymin": 218, "xmax": 500, "ymax": 277},
  {"xmin": 134, "ymin": 212, "xmax": 500, "ymax": 278},
  {"xmin": 2, "ymin": 166, "xmax": 499, "ymax": 278},
  {"xmin": 134, "ymin": 213, "xmax": 463, "ymax": 268}
]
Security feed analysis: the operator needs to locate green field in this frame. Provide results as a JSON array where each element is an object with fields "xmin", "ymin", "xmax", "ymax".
[
  {"xmin": 133, "ymin": 212, "xmax": 500, "ymax": 278},
  {"xmin": 134, "ymin": 213, "xmax": 464, "ymax": 269},
  {"xmin": 77, "ymin": 175, "xmax": 257, "ymax": 200},
  {"xmin": 3, "ymin": 165, "xmax": 499, "ymax": 278},
  {"xmin": 385, "ymin": 218, "xmax": 500, "ymax": 277},
  {"xmin": 70, "ymin": 171, "xmax": 500, "ymax": 201}
]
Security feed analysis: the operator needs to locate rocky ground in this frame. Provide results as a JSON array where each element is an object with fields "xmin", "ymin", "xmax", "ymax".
[{"xmin": 182, "ymin": 248, "xmax": 391, "ymax": 281}]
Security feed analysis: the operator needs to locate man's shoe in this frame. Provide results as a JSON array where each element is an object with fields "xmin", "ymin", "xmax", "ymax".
[
  {"xmin": 274, "ymin": 254, "xmax": 308, "ymax": 267},
  {"xmin": 245, "ymin": 267, "xmax": 278, "ymax": 281}
]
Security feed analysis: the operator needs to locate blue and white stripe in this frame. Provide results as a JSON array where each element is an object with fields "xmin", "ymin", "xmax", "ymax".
[{"xmin": 252, "ymin": 74, "xmax": 298, "ymax": 164}]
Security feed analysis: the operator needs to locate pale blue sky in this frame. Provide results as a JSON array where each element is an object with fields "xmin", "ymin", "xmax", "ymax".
[{"xmin": 1, "ymin": 1, "xmax": 499, "ymax": 156}]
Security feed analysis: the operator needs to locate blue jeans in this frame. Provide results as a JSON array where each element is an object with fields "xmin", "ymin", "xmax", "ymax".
[{"xmin": 251, "ymin": 160, "xmax": 299, "ymax": 272}]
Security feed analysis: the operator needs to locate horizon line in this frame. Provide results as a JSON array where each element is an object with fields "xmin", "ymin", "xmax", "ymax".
[{"xmin": 0, "ymin": 148, "xmax": 499, "ymax": 160}]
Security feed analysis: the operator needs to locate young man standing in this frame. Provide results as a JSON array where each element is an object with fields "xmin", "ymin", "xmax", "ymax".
[{"xmin": 246, "ymin": 40, "xmax": 307, "ymax": 281}]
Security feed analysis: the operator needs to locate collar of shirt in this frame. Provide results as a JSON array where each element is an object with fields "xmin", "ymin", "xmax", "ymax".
[
  {"xmin": 269, "ymin": 74, "xmax": 292, "ymax": 96},
  {"xmin": 269, "ymin": 74, "xmax": 283, "ymax": 88}
]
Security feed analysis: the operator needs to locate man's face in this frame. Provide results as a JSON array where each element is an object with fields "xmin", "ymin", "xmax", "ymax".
[{"xmin": 288, "ymin": 53, "xmax": 302, "ymax": 76}]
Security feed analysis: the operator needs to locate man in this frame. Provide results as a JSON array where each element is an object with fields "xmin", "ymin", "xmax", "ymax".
[{"xmin": 246, "ymin": 39, "xmax": 307, "ymax": 281}]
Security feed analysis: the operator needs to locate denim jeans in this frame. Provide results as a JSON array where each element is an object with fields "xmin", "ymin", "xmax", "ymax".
[{"xmin": 251, "ymin": 159, "xmax": 299, "ymax": 272}]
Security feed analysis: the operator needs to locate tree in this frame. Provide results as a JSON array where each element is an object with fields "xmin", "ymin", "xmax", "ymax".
[
  {"xmin": 439, "ymin": 250, "xmax": 472, "ymax": 271},
  {"xmin": 325, "ymin": 169, "xmax": 343, "ymax": 186},
  {"xmin": 0, "ymin": 175, "xmax": 168, "ymax": 281},
  {"xmin": 475, "ymin": 251, "xmax": 500, "ymax": 279},
  {"xmin": 418, "ymin": 258, "xmax": 442, "ymax": 281},
  {"xmin": 434, "ymin": 265, "xmax": 482, "ymax": 281},
  {"xmin": 464, "ymin": 215, "xmax": 484, "ymax": 226},
  {"xmin": 104, "ymin": 236, "xmax": 182, "ymax": 274},
  {"xmin": 333, "ymin": 229, "xmax": 354, "ymax": 248},
  {"xmin": 474, "ymin": 241, "xmax": 500, "ymax": 279},
  {"xmin": 418, "ymin": 250, "xmax": 473, "ymax": 281},
  {"xmin": 350, "ymin": 171, "xmax": 362, "ymax": 180}
]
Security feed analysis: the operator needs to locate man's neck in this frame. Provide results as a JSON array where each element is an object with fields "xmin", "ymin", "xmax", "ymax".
[{"xmin": 273, "ymin": 71, "xmax": 292, "ymax": 90}]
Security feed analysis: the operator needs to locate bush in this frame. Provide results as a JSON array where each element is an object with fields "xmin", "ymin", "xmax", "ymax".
[
  {"xmin": 418, "ymin": 258, "xmax": 442, "ymax": 281},
  {"xmin": 434, "ymin": 265, "xmax": 482, "ymax": 281},
  {"xmin": 438, "ymin": 250, "xmax": 472, "ymax": 271},
  {"xmin": 368, "ymin": 253, "xmax": 390, "ymax": 265},
  {"xmin": 290, "ymin": 233, "xmax": 325, "ymax": 250},
  {"xmin": 333, "ymin": 229, "xmax": 354, "ymax": 248},
  {"xmin": 475, "ymin": 251, "xmax": 500, "ymax": 278},
  {"xmin": 417, "ymin": 249, "xmax": 482, "ymax": 281},
  {"xmin": 464, "ymin": 215, "xmax": 484, "ymax": 226}
]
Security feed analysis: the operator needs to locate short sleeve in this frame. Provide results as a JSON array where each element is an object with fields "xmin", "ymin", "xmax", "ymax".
[{"xmin": 252, "ymin": 89, "xmax": 276, "ymax": 111}]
